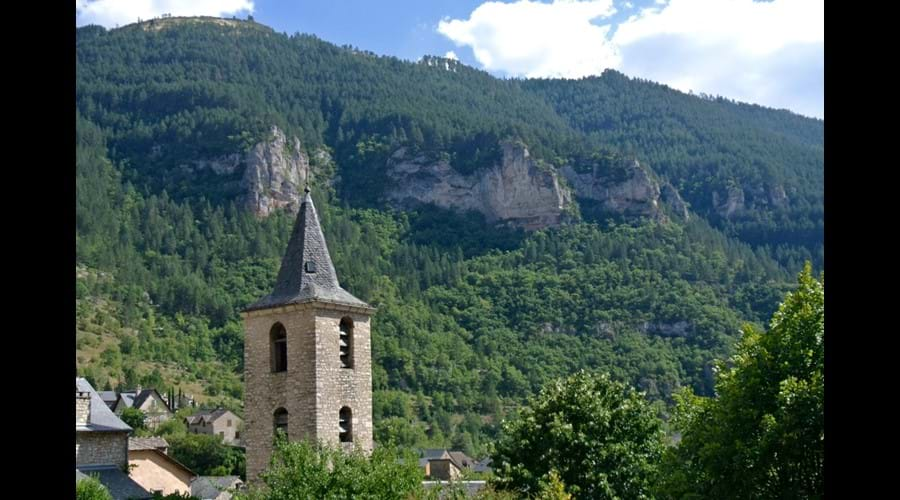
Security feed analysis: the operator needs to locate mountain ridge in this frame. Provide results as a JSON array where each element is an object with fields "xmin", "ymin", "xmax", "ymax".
[{"xmin": 75, "ymin": 17, "xmax": 820, "ymax": 457}]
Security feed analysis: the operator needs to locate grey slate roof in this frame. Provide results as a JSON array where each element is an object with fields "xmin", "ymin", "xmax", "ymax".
[
  {"xmin": 448, "ymin": 451, "xmax": 476, "ymax": 469},
  {"xmin": 419, "ymin": 449, "xmax": 453, "ymax": 468},
  {"xmin": 244, "ymin": 189, "xmax": 370, "ymax": 312},
  {"xmin": 99, "ymin": 391, "xmax": 119, "ymax": 408},
  {"xmin": 76, "ymin": 378, "xmax": 132, "ymax": 433},
  {"xmin": 192, "ymin": 476, "xmax": 243, "ymax": 499},
  {"xmin": 473, "ymin": 458, "xmax": 492, "ymax": 473},
  {"xmin": 128, "ymin": 436, "xmax": 169, "ymax": 451},
  {"xmin": 117, "ymin": 388, "xmax": 169, "ymax": 412},
  {"xmin": 185, "ymin": 408, "xmax": 238, "ymax": 425},
  {"xmin": 76, "ymin": 466, "xmax": 151, "ymax": 500}
]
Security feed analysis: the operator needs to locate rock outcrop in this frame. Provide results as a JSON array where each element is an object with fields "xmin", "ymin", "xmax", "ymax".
[
  {"xmin": 712, "ymin": 182, "xmax": 789, "ymax": 219},
  {"xmin": 712, "ymin": 185, "xmax": 746, "ymax": 218},
  {"xmin": 385, "ymin": 141, "xmax": 694, "ymax": 229},
  {"xmin": 560, "ymin": 159, "xmax": 665, "ymax": 221},
  {"xmin": 661, "ymin": 182, "xmax": 690, "ymax": 220},
  {"xmin": 184, "ymin": 126, "xmax": 318, "ymax": 217},
  {"xmin": 385, "ymin": 141, "xmax": 573, "ymax": 230}
]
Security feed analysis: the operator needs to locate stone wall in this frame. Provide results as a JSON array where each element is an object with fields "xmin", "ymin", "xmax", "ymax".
[
  {"xmin": 243, "ymin": 302, "xmax": 373, "ymax": 482},
  {"xmin": 76, "ymin": 392, "xmax": 91, "ymax": 425},
  {"xmin": 76, "ymin": 431, "xmax": 129, "ymax": 468},
  {"xmin": 188, "ymin": 413, "xmax": 242, "ymax": 446},
  {"xmin": 428, "ymin": 460, "xmax": 461, "ymax": 481}
]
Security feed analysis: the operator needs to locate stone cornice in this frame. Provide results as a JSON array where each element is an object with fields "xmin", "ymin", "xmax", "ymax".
[{"xmin": 240, "ymin": 299, "xmax": 376, "ymax": 319}]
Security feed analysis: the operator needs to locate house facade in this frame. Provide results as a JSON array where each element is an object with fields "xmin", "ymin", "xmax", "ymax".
[
  {"xmin": 76, "ymin": 377, "xmax": 151, "ymax": 500},
  {"xmin": 128, "ymin": 437, "xmax": 196, "ymax": 496},
  {"xmin": 113, "ymin": 387, "xmax": 174, "ymax": 429},
  {"xmin": 185, "ymin": 408, "xmax": 243, "ymax": 446}
]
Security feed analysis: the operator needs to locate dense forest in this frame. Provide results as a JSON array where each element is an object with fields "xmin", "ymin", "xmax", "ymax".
[{"xmin": 75, "ymin": 17, "xmax": 822, "ymax": 459}]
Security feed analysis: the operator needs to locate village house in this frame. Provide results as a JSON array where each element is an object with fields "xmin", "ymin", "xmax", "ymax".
[
  {"xmin": 113, "ymin": 386, "xmax": 174, "ymax": 429},
  {"xmin": 76, "ymin": 378, "xmax": 151, "ymax": 500},
  {"xmin": 419, "ymin": 449, "xmax": 492, "ymax": 480},
  {"xmin": 420, "ymin": 449, "xmax": 466, "ymax": 480},
  {"xmin": 128, "ymin": 437, "xmax": 196, "ymax": 496},
  {"xmin": 185, "ymin": 408, "xmax": 243, "ymax": 446}
]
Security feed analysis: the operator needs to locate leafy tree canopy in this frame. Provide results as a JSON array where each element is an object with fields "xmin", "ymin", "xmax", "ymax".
[
  {"xmin": 76, "ymin": 477, "xmax": 112, "ymax": 500},
  {"xmin": 237, "ymin": 438, "xmax": 424, "ymax": 500},
  {"xmin": 658, "ymin": 263, "xmax": 824, "ymax": 499},
  {"xmin": 120, "ymin": 406, "xmax": 147, "ymax": 430},
  {"xmin": 492, "ymin": 370, "xmax": 665, "ymax": 499}
]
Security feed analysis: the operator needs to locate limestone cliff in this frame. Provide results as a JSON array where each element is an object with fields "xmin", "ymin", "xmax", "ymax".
[
  {"xmin": 661, "ymin": 182, "xmax": 690, "ymax": 220},
  {"xmin": 385, "ymin": 141, "xmax": 573, "ymax": 230},
  {"xmin": 560, "ymin": 158, "xmax": 666, "ymax": 221},
  {"xmin": 184, "ymin": 126, "xmax": 325, "ymax": 217},
  {"xmin": 385, "ymin": 141, "xmax": 693, "ymax": 229},
  {"xmin": 712, "ymin": 182, "xmax": 789, "ymax": 219}
]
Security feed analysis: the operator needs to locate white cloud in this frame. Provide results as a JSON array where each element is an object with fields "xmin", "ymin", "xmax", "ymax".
[
  {"xmin": 438, "ymin": 1, "xmax": 620, "ymax": 78},
  {"xmin": 613, "ymin": 0, "xmax": 823, "ymax": 117},
  {"xmin": 437, "ymin": 0, "xmax": 823, "ymax": 118},
  {"xmin": 75, "ymin": 0, "xmax": 254, "ymax": 28},
  {"xmin": 445, "ymin": 50, "xmax": 459, "ymax": 60}
]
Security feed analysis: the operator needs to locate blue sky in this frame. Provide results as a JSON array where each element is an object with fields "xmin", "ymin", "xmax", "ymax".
[{"xmin": 76, "ymin": 1, "xmax": 824, "ymax": 119}]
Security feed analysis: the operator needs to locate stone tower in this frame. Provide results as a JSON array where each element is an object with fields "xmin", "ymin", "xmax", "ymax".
[{"xmin": 241, "ymin": 187, "xmax": 374, "ymax": 482}]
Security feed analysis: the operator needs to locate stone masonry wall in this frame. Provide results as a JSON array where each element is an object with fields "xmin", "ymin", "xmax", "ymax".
[
  {"xmin": 76, "ymin": 393, "xmax": 91, "ymax": 425},
  {"xmin": 314, "ymin": 310, "xmax": 373, "ymax": 454},
  {"xmin": 243, "ymin": 302, "xmax": 373, "ymax": 483},
  {"xmin": 76, "ymin": 431, "xmax": 129, "ymax": 468}
]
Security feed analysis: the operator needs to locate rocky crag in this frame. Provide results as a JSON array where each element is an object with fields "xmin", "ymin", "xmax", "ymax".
[
  {"xmin": 188, "ymin": 130, "xmax": 692, "ymax": 228},
  {"xmin": 711, "ymin": 182, "xmax": 790, "ymax": 219},
  {"xmin": 386, "ymin": 141, "xmax": 690, "ymax": 229},
  {"xmin": 385, "ymin": 141, "xmax": 573, "ymax": 230},
  {"xmin": 184, "ymin": 126, "xmax": 329, "ymax": 216}
]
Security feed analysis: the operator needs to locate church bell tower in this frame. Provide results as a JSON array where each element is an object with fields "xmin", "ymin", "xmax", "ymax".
[{"xmin": 241, "ymin": 187, "xmax": 374, "ymax": 482}]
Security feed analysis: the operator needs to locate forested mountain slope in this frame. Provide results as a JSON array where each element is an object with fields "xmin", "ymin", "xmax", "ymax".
[{"xmin": 75, "ymin": 17, "xmax": 821, "ymax": 456}]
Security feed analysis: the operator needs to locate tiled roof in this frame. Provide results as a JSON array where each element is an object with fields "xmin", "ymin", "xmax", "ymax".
[
  {"xmin": 128, "ymin": 436, "xmax": 169, "ymax": 451},
  {"xmin": 76, "ymin": 378, "xmax": 132, "ymax": 433},
  {"xmin": 99, "ymin": 391, "xmax": 119, "ymax": 404},
  {"xmin": 244, "ymin": 189, "xmax": 370, "ymax": 312},
  {"xmin": 191, "ymin": 476, "xmax": 243, "ymax": 499},
  {"xmin": 117, "ymin": 388, "xmax": 170, "ymax": 413},
  {"xmin": 76, "ymin": 466, "xmax": 151, "ymax": 500},
  {"xmin": 185, "ymin": 408, "xmax": 237, "ymax": 425},
  {"xmin": 448, "ymin": 451, "xmax": 475, "ymax": 468}
]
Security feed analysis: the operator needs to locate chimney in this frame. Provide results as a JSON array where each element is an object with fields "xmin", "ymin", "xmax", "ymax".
[{"xmin": 76, "ymin": 389, "xmax": 91, "ymax": 426}]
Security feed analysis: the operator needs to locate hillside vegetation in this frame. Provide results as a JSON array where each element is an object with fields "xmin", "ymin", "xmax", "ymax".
[{"xmin": 75, "ymin": 18, "xmax": 821, "ymax": 457}]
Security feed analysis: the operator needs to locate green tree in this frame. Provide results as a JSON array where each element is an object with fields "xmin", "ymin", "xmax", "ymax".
[
  {"xmin": 120, "ymin": 407, "xmax": 147, "ymax": 430},
  {"xmin": 76, "ymin": 476, "xmax": 112, "ymax": 500},
  {"xmin": 237, "ymin": 437, "xmax": 424, "ymax": 499},
  {"xmin": 168, "ymin": 434, "xmax": 245, "ymax": 478},
  {"xmin": 492, "ymin": 370, "xmax": 664, "ymax": 499},
  {"xmin": 151, "ymin": 492, "xmax": 199, "ymax": 500},
  {"xmin": 658, "ymin": 263, "xmax": 824, "ymax": 499},
  {"xmin": 536, "ymin": 470, "xmax": 573, "ymax": 500}
]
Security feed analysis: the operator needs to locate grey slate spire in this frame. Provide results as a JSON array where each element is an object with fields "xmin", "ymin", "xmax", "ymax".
[{"xmin": 245, "ymin": 187, "xmax": 369, "ymax": 311}]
